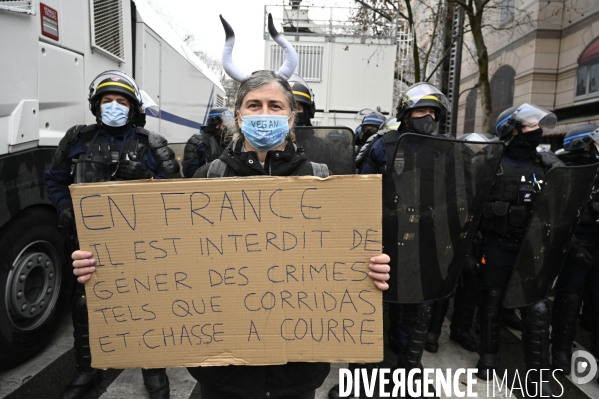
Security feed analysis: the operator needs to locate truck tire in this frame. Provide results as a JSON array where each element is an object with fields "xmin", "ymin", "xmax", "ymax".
[{"xmin": 0, "ymin": 208, "xmax": 73, "ymax": 370}]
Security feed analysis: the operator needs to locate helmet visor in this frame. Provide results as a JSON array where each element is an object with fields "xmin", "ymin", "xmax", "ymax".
[
  {"xmin": 140, "ymin": 90, "xmax": 158, "ymax": 114},
  {"xmin": 89, "ymin": 71, "xmax": 142, "ymax": 105},
  {"xmin": 354, "ymin": 108, "xmax": 375, "ymax": 122},
  {"xmin": 513, "ymin": 103, "xmax": 557, "ymax": 130},
  {"xmin": 401, "ymin": 83, "xmax": 451, "ymax": 110}
]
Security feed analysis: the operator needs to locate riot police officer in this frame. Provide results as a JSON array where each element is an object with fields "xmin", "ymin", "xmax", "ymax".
[
  {"xmin": 552, "ymin": 124, "xmax": 599, "ymax": 376},
  {"xmin": 45, "ymin": 71, "xmax": 180, "ymax": 399},
  {"xmin": 289, "ymin": 75, "xmax": 354, "ymax": 175},
  {"xmin": 289, "ymin": 75, "xmax": 315, "ymax": 127},
  {"xmin": 352, "ymin": 83, "xmax": 450, "ymax": 398},
  {"xmin": 182, "ymin": 107, "xmax": 233, "ymax": 178},
  {"xmin": 476, "ymin": 104, "xmax": 562, "ymax": 396},
  {"xmin": 355, "ymin": 111, "xmax": 385, "ymax": 148}
]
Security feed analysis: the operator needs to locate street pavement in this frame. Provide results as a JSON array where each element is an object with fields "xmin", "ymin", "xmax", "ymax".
[{"xmin": 2, "ymin": 304, "xmax": 598, "ymax": 399}]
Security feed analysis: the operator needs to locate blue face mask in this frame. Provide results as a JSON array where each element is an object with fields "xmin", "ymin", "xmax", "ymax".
[
  {"xmin": 240, "ymin": 114, "xmax": 291, "ymax": 152},
  {"xmin": 101, "ymin": 101, "xmax": 130, "ymax": 127}
]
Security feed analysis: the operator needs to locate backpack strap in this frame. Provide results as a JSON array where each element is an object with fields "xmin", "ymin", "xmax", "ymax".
[
  {"xmin": 310, "ymin": 162, "xmax": 330, "ymax": 178},
  {"xmin": 206, "ymin": 159, "xmax": 229, "ymax": 178}
]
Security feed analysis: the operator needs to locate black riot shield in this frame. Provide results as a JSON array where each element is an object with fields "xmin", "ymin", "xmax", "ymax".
[
  {"xmin": 294, "ymin": 126, "xmax": 355, "ymax": 175},
  {"xmin": 384, "ymin": 133, "xmax": 504, "ymax": 303},
  {"xmin": 504, "ymin": 163, "xmax": 599, "ymax": 308}
]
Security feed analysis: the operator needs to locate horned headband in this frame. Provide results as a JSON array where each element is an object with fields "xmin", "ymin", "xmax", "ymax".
[{"xmin": 220, "ymin": 13, "xmax": 298, "ymax": 82}]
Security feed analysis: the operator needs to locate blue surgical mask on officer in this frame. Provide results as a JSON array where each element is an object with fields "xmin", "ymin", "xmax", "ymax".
[
  {"xmin": 101, "ymin": 101, "xmax": 130, "ymax": 127},
  {"xmin": 240, "ymin": 114, "xmax": 292, "ymax": 152}
]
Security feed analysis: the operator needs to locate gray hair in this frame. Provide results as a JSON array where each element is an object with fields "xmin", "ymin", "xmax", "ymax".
[{"xmin": 227, "ymin": 70, "xmax": 297, "ymax": 143}]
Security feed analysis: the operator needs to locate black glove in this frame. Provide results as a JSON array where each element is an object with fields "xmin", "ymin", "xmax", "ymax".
[
  {"xmin": 58, "ymin": 205, "xmax": 78, "ymax": 248},
  {"xmin": 115, "ymin": 159, "xmax": 154, "ymax": 180},
  {"xmin": 568, "ymin": 242, "xmax": 593, "ymax": 270},
  {"xmin": 463, "ymin": 254, "xmax": 479, "ymax": 274},
  {"xmin": 58, "ymin": 206, "xmax": 75, "ymax": 233}
]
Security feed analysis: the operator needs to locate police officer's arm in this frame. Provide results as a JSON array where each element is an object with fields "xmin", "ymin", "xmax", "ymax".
[
  {"xmin": 182, "ymin": 134, "xmax": 209, "ymax": 178},
  {"xmin": 45, "ymin": 164, "xmax": 74, "ymax": 213},
  {"xmin": 137, "ymin": 131, "xmax": 181, "ymax": 179},
  {"xmin": 358, "ymin": 138, "xmax": 386, "ymax": 174},
  {"xmin": 45, "ymin": 133, "xmax": 87, "ymax": 213}
]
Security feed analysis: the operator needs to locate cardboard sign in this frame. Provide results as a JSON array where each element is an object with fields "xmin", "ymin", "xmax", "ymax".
[{"xmin": 70, "ymin": 175, "xmax": 383, "ymax": 369}]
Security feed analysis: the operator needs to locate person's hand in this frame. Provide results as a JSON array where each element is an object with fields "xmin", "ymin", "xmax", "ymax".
[
  {"xmin": 115, "ymin": 156, "xmax": 154, "ymax": 180},
  {"xmin": 72, "ymin": 251, "xmax": 97, "ymax": 284},
  {"xmin": 369, "ymin": 254, "xmax": 390, "ymax": 291}
]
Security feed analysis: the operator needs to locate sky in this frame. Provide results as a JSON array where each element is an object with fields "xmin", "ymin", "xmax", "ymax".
[{"xmin": 144, "ymin": 0, "xmax": 356, "ymax": 73}]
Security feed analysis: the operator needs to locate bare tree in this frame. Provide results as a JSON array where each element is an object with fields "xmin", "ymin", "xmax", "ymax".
[
  {"xmin": 145, "ymin": 0, "xmax": 225, "ymax": 82},
  {"xmin": 356, "ymin": 0, "xmax": 538, "ymax": 132},
  {"xmin": 445, "ymin": 0, "xmax": 535, "ymax": 132},
  {"xmin": 354, "ymin": 0, "xmax": 451, "ymax": 85}
]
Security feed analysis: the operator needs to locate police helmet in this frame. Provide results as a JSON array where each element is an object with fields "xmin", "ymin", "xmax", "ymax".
[
  {"xmin": 355, "ymin": 125, "xmax": 362, "ymax": 138},
  {"xmin": 327, "ymin": 130, "xmax": 350, "ymax": 147},
  {"xmin": 380, "ymin": 117, "xmax": 400, "ymax": 131},
  {"xmin": 289, "ymin": 74, "xmax": 316, "ymax": 119},
  {"xmin": 361, "ymin": 111, "xmax": 386, "ymax": 128},
  {"xmin": 457, "ymin": 132, "xmax": 496, "ymax": 142},
  {"xmin": 204, "ymin": 107, "xmax": 234, "ymax": 128},
  {"xmin": 563, "ymin": 124, "xmax": 599, "ymax": 151},
  {"xmin": 495, "ymin": 103, "xmax": 557, "ymax": 141},
  {"xmin": 396, "ymin": 82, "xmax": 449, "ymax": 121},
  {"xmin": 354, "ymin": 108, "xmax": 375, "ymax": 123},
  {"xmin": 88, "ymin": 71, "xmax": 142, "ymax": 118}
]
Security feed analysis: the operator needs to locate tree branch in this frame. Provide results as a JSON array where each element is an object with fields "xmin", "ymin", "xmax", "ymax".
[{"xmin": 354, "ymin": 0, "xmax": 399, "ymax": 21}]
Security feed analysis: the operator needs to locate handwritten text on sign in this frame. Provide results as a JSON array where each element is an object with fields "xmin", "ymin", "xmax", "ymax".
[{"xmin": 70, "ymin": 175, "xmax": 383, "ymax": 369}]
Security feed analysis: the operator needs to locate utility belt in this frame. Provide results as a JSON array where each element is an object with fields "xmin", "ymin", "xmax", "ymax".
[
  {"xmin": 480, "ymin": 201, "xmax": 531, "ymax": 237},
  {"xmin": 483, "ymin": 237, "xmax": 522, "ymax": 252},
  {"xmin": 481, "ymin": 177, "xmax": 537, "ymax": 237}
]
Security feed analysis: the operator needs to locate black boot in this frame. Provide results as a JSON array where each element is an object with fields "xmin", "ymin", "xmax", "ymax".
[
  {"xmin": 551, "ymin": 293, "xmax": 583, "ymax": 375},
  {"xmin": 425, "ymin": 298, "xmax": 449, "ymax": 353},
  {"xmin": 502, "ymin": 308, "xmax": 523, "ymax": 331},
  {"xmin": 142, "ymin": 368, "xmax": 169, "ymax": 399},
  {"xmin": 61, "ymin": 293, "xmax": 103, "ymax": 399},
  {"xmin": 397, "ymin": 303, "xmax": 434, "ymax": 372},
  {"xmin": 476, "ymin": 289, "xmax": 503, "ymax": 381},
  {"xmin": 450, "ymin": 271, "xmax": 478, "ymax": 352},
  {"xmin": 521, "ymin": 300, "xmax": 557, "ymax": 397}
]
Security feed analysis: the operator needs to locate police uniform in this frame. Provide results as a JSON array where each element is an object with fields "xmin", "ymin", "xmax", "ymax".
[
  {"xmin": 182, "ymin": 107, "xmax": 232, "ymax": 178},
  {"xmin": 552, "ymin": 124, "xmax": 599, "ymax": 376},
  {"xmin": 45, "ymin": 71, "xmax": 180, "ymax": 399},
  {"xmin": 477, "ymin": 104, "xmax": 563, "ymax": 397},
  {"xmin": 358, "ymin": 84, "xmax": 449, "ymax": 378}
]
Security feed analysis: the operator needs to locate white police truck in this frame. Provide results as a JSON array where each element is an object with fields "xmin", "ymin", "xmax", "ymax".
[{"xmin": 0, "ymin": 0, "xmax": 225, "ymax": 369}]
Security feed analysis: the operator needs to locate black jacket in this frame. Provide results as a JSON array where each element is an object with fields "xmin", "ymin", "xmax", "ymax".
[{"xmin": 188, "ymin": 139, "xmax": 330, "ymax": 398}]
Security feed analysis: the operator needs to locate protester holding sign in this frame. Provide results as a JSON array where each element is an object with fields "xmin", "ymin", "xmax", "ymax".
[{"xmin": 70, "ymin": 13, "xmax": 390, "ymax": 399}]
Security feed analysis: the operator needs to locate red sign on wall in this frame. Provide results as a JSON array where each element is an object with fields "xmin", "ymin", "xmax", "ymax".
[{"xmin": 40, "ymin": 3, "xmax": 59, "ymax": 41}]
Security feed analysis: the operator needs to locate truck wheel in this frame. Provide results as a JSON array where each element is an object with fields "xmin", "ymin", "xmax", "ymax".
[{"xmin": 0, "ymin": 208, "xmax": 73, "ymax": 370}]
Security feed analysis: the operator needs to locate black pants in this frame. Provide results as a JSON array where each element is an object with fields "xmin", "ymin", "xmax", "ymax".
[{"xmin": 200, "ymin": 385, "xmax": 316, "ymax": 399}]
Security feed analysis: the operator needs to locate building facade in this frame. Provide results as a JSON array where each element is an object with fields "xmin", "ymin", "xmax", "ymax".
[
  {"xmin": 457, "ymin": 0, "xmax": 599, "ymax": 146},
  {"xmin": 263, "ymin": 3, "xmax": 397, "ymax": 128}
]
